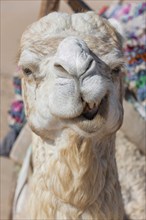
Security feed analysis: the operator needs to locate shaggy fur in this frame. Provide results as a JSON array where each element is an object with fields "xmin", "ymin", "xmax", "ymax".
[
  {"xmin": 116, "ymin": 131, "xmax": 146, "ymax": 220},
  {"xmin": 29, "ymin": 131, "xmax": 124, "ymax": 220},
  {"xmin": 18, "ymin": 12, "xmax": 126, "ymax": 219}
]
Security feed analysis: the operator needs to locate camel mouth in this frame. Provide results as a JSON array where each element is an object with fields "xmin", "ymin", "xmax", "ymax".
[{"xmin": 82, "ymin": 95, "xmax": 108, "ymax": 120}]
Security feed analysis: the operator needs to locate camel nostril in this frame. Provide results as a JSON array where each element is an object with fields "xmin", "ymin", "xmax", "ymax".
[
  {"xmin": 85, "ymin": 59, "xmax": 93, "ymax": 73},
  {"xmin": 79, "ymin": 59, "xmax": 94, "ymax": 78},
  {"xmin": 54, "ymin": 64, "xmax": 67, "ymax": 73}
]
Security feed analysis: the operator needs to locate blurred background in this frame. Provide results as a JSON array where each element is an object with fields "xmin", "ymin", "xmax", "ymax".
[{"xmin": 0, "ymin": 1, "xmax": 145, "ymax": 220}]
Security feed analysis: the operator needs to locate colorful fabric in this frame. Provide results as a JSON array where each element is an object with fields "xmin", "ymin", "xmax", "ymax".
[
  {"xmin": 98, "ymin": 5, "xmax": 109, "ymax": 16},
  {"xmin": 0, "ymin": 71, "xmax": 26, "ymax": 156},
  {"xmin": 0, "ymin": 129, "xmax": 18, "ymax": 156},
  {"xmin": 105, "ymin": 2, "xmax": 146, "ymax": 22},
  {"xmin": 8, "ymin": 76, "xmax": 26, "ymax": 133},
  {"xmin": 104, "ymin": 2, "xmax": 146, "ymax": 120}
]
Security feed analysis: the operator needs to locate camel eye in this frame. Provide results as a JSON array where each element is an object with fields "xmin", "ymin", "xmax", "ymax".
[
  {"xmin": 112, "ymin": 67, "xmax": 121, "ymax": 74},
  {"xmin": 22, "ymin": 68, "xmax": 32, "ymax": 76}
]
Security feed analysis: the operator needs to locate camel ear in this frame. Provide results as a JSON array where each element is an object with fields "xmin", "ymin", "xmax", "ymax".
[{"xmin": 108, "ymin": 18, "xmax": 125, "ymax": 38}]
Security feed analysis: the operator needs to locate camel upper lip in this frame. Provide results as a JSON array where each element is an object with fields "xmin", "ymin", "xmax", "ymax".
[{"xmin": 82, "ymin": 95, "xmax": 108, "ymax": 120}]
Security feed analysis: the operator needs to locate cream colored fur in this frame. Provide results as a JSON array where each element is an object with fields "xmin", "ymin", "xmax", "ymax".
[
  {"xmin": 116, "ymin": 131, "xmax": 146, "ymax": 220},
  {"xmin": 18, "ymin": 12, "xmax": 126, "ymax": 219},
  {"xmin": 28, "ymin": 130, "xmax": 124, "ymax": 220}
]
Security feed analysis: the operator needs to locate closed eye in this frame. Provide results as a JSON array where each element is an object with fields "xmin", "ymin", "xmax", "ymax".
[
  {"xmin": 112, "ymin": 66, "xmax": 121, "ymax": 74},
  {"xmin": 22, "ymin": 67, "xmax": 33, "ymax": 76}
]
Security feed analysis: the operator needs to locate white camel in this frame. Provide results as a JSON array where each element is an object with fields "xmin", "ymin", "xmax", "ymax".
[{"xmin": 16, "ymin": 12, "xmax": 130, "ymax": 219}]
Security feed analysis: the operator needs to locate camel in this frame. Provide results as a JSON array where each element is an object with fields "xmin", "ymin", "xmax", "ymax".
[{"xmin": 17, "ymin": 12, "xmax": 126, "ymax": 219}]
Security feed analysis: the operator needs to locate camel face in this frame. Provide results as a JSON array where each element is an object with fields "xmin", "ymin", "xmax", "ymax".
[{"xmin": 18, "ymin": 12, "xmax": 124, "ymax": 138}]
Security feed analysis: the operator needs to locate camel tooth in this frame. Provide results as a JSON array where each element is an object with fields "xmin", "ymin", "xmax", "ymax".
[
  {"xmin": 88, "ymin": 102, "xmax": 94, "ymax": 109},
  {"xmin": 94, "ymin": 103, "xmax": 97, "ymax": 108},
  {"xmin": 84, "ymin": 103, "xmax": 89, "ymax": 111}
]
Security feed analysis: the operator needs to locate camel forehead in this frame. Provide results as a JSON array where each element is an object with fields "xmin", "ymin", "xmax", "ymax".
[
  {"xmin": 22, "ymin": 12, "xmax": 121, "ymax": 44},
  {"xmin": 21, "ymin": 12, "xmax": 120, "ymax": 62},
  {"xmin": 22, "ymin": 12, "xmax": 106, "ymax": 37}
]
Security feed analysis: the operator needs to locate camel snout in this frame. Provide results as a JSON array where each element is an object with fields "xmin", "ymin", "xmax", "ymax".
[{"xmin": 54, "ymin": 36, "xmax": 93, "ymax": 78}]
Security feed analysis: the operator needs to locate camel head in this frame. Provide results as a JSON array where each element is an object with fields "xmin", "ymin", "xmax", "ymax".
[{"xmin": 18, "ymin": 12, "xmax": 124, "ymax": 139}]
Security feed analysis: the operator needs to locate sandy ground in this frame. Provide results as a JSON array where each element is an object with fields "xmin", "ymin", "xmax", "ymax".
[{"xmin": 0, "ymin": 0, "xmax": 140, "ymax": 139}]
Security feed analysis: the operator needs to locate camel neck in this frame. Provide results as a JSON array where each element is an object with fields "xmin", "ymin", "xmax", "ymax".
[{"xmin": 30, "ymin": 130, "xmax": 124, "ymax": 219}]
